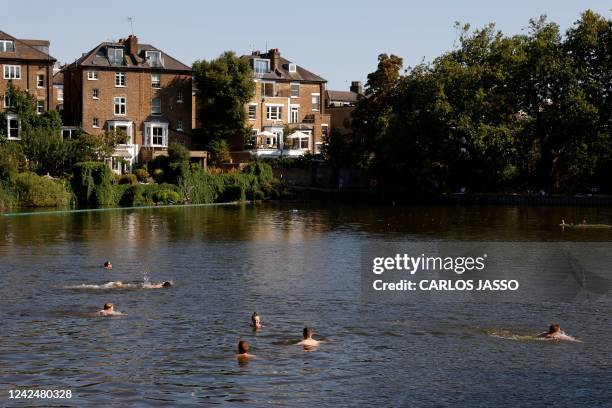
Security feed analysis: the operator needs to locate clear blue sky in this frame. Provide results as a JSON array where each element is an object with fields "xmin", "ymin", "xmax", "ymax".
[{"xmin": 2, "ymin": 1, "xmax": 609, "ymax": 89}]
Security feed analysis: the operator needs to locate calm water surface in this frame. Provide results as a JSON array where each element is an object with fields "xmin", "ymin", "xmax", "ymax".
[{"xmin": 1, "ymin": 203, "xmax": 611, "ymax": 407}]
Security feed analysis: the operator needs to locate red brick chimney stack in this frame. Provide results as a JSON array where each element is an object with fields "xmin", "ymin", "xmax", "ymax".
[
  {"xmin": 125, "ymin": 35, "xmax": 138, "ymax": 56},
  {"xmin": 268, "ymin": 48, "xmax": 281, "ymax": 71}
]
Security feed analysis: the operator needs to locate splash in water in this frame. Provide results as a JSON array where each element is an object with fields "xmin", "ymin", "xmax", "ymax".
[{"xmin": 485, "ymin": 328, "xmax": 582, "ymax": 342}]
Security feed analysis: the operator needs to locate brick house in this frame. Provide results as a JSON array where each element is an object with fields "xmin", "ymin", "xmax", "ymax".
[
  {"xmin": 0, "ymin": 30, "xmax": 56, "ymax": 140},
  {"xmin": 62, "ymin": 35, "xmax": 192, "ymax": 173},
  {"xmin": 240, "ymin": 48, "xmax": 331, "ymax": 158},
  {"xmin": 325, "ymin": 81, "xmax": 362, "ymax": 136}
]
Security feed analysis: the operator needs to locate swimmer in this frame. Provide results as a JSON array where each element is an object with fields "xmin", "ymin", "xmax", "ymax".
[
  {"xmin": 104, "ymin": 261, "xmax": 113, "ymax": 269},
  {"xmin": 537, "ymin": 324, "xmax": 580, "ymax": 341},
  {"xmin": 236, "ymin": 340, "xmax": 253, "ymax": 358},
  {"xmin": 145, "ymin": 281, "xmax": 172, "ymax": 289},
  {"xmin": 97, "ymin": 302, "xmax": 123, "ymax": 316},
  {"xmin": 251, "ymin": 312, "xmax": 262, "ymax": 329},
  {"xmin": 297, "ymin": 327, "xmax": 321, "ymax": 347}
]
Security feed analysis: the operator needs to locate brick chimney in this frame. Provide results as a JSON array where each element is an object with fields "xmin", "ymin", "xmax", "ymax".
[
  {"xmin": 125, "ymin": 35, "xmax": 138, "ymax": 56},
  {"xmin": 268, "ymin": 48, "xmax": 281, "ymax": 71},
  {"xmin": 350, "ymin": 81, "xmax": 363, "ymax": 95}
]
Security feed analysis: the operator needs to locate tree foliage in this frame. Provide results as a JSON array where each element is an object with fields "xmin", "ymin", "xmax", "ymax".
[
  {"xmin": 345, "ymin": 10, "xmax": 611, "ymax": 193},
  {"xmin": 193, "ymin": 51, "xmax": 255, "ymax": 140}
]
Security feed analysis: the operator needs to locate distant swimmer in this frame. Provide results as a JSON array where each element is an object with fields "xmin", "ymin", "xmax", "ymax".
[
  {"xmin": 237, "ymin": 340, "xmax": 253, "ymax": 359},
  {"xmin": 251, "ymin": 312, "xmax": 262, "ymax": 329},
  {"xmin": 104, "ymin": 261, "xmax": 113, "ymax": 269},
  {"xmin": 298, "ymin": 327, "xmax": 321, "ymax": 347},
  {"xmin": 144, "ymin": 281, "xmax": 173, "ymax": 289},
  {"xmin": 537, "ymin": 324, "xmax": 581, "ymax": 342},
  {"xmin": 98, "ymin": 302, "xmax": 123, "ymax": 316}
]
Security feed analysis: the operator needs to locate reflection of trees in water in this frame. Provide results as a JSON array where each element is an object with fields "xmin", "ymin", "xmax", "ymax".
[{"xmin": 3, "ymin": 205, "xmax": 612, "ymax": 247}]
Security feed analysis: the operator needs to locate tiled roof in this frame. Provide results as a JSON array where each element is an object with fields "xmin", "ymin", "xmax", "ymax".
[
  {"xmin": 245, "ymin": 53, "xmax": 326, "ymax": 83},
  {"xmin": 0, "ymin": 30, "xmax": 56, "ymax": 62},
  {"xmin": 53, "ymin": 71, "xmax": 63, "ymax": 85},
  {"xmin": 326, "ymin": 90, "xmax": 358, "ymax": 103},
  {"xmin": 69, "ymin": 40, "xmax": 191, "ymax": 72}
]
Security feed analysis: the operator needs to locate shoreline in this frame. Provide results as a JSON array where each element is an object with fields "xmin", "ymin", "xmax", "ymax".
[{"xmin": 290, "ymin": 187, "xmax": 612, "ymax": 207}]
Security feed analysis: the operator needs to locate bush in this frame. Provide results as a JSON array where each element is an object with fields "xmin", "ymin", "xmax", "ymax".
[
  {"xmin": 118, "ymin": 173, "xmax": 137, "ymax": 185},
  {"xmin": 12, "ymin": 172, "xmax": 72, "ymax": 207},
  {"xmin": 72, "ymin": 162, "xmax": 115, "ymax": 206},
  {"xmin": 243, "ymin": 161, "xmax": 274, "ymax": 185},
  {"xmin": 135, "ymin": 167, "xmax": 149, "ymax": 182},
  {"xmin": 0, "ymin": 182, "xmax": 17, "ymax": 211},
  {"xmin": 120, "ymin": 183, "xmax": 181, "ymax": 206}
]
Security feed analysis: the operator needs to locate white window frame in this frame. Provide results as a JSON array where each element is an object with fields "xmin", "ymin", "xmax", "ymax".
[
  {"xmin": 266, "ymin": 104, "xmax": 282, "ymax": 121},
  {"xmin": 311, "ymin": 93, "xmax": 320, "ymax": 111},
  {"xmin": 56, "ymin": 85, "xmax": 64, "ymax": 101},
  {"xmin": 176, "ymin": 90, "xmax": 183, "ymax": 103},
  {"xmin": 6, "ymin": 114, "xmax": 20, "ymax": 140},
  {"xmin": 108, "ymin": 47, "xmax": 124, "ymax": 65},
  {"xmin": 113, "ymin": 96, "xmax": 126, "ymax": 116},
  {"xmin": 36, "ymin": 100, "xmax": 44, "ymax": 115},
  {"xmin": 145, "ymin": 51, "xmax": 163, "ymax": 67},
  {"xmin": 248, "ymin": 103, "xmax": 257, "ymax": 120},
  {"xmin": 151, "ymin": 73, "xmax": 161, "ymax": 88},
  {"xmin": 288, "ymin": 63, "xmax": 297, "ymax": 73},
  {"xmin": 115, "ymin": 72, "xmax": 125, "ymax": 87},
  {"xmin": 107, "ymin": 120, "xmax": 133, "ymax": 144},
  {"xmin": 87, "ymin": 70, "xmax": 98, "ymax": 80},
  {"xmin": 177, "ymin": 120, "xmax": 183, "ymax": 131},
  {"xmin": 290, "ymin": 104, "xmax": 299, "ymax": 124},
  {"xmin": 151, "ymin": 97, "xmax": 161, "ymax": 115},
  {"xmin": 290, "ymin": 83, "xmax": 299, "ymax": 98},
  {"xmin": 92, "ymin": 117, "xmax": 99, "ymax": 128},
  {"xmin": 3, "ymin": 65, "xmax": 21, "ymax": 79},
  {"xmin": 262, "ymin": 81, "xmax": 275, "ymax": 97},
  {"xmin": 37, "ymin": 74, "xmax": 45, "ymax": 88},
  {"xmin": 0, "ymin": 40, "xmax": 15, "ymax": 52},
  {"xmin": 144, "ymin": 123, "xmax": 168, "ymax": 147},
  {"xmin": 253, "ymin": 58, "xmax": 270, "ymax": 74},
  {"xmin": 92, "ymin": 88, "xmax": 99, "ymax": 99}
]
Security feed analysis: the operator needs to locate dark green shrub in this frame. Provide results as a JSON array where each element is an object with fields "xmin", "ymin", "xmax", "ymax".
[
  {"xmin": 72, "ymin": 162, "xmax": 115, "ymax": 206},
  {"xmin": 118, "ymin": 174, "xmax": 137, "ymax": 185},
  {"xmin": 0, "ymin": 182, "xmax": 17, "ymax": 211},
  {"xmin": 243, "ymin": 161, "xmax": 273, "ymax": 185}
]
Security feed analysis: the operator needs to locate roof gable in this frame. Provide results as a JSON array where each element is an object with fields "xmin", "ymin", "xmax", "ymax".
[{"xmin": 0, "ymin": 30, "xmax": 56, "ymax": 62}]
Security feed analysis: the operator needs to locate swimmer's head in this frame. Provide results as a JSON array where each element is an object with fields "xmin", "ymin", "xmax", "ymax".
[
  {"xmin": 103, "ymin": 302, "xmax": 113, "ymax": 311},
  {"xmin": 238, "ymin": 340, "xmax": 249, "ymax": 354},
  {"xmin": 549, "ymin": 324, "xmax": 561, "ymax": 334},
  {"xmin": 303, "ymin": 327, "xmax": 314, "ymax": 339},
  {"xmin": 251, "ymin": 312, "xmax": 261, "ymax": 327},
  {"xmin": 162, "ymin": 281, "xmax": 172, "ymax": 288},
  {"xmin": 104, "ymin": 261, "xmax": 112, "ymax": 269}
]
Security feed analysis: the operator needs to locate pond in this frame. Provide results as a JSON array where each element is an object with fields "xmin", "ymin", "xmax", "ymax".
[{"xmin": 1, "ymin": 203, "xmax": 611, "ymax": 406}]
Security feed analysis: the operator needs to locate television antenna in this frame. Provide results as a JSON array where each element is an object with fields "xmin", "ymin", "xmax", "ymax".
[{"xmin": 128, "ymin": 16, "xmax": 135, "ymax": 35}]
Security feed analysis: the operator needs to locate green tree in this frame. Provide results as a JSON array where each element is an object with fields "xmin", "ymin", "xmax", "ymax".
[
  {"xmin": 192, "ymin": 51, "xmax": 255, "ymax": 142},
  {"xmin": 207, "ymin": 138, "xmax": 231, "ymax": 166}
]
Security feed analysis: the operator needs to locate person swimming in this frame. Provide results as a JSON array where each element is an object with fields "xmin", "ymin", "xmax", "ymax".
[
  {"xmin": 536, "ymin": 323, "xmax": 580, "ymax": 341},
  {"xmin": 251, "ymin": 312, "xmax": 262, "ymax": 329},
  {"xmin": 297, "ymin": 327, "xmax": 321, "ymax": 347},
  {"xmin": 98, "ymin": 302, "xmax": 123, "ymax": 316},
  {"xmin": 236, "ymin": 340, "xmax": 253, "ymax": 358},
  {"xmin": 144, "ymin": 281, "xmax": 173, "ymax": 289},
  {"xmin": 104, "ymin": 261, "xmax": 113, "ymax": 269}
]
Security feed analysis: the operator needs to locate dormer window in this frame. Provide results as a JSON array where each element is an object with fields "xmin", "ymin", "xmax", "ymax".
[
  {"xmin": 146, "ymin": 51, "xmax": 163, "ymax": 67},
  {"xmin": 288, "ymin": 63, "xmax": 297, "ymax": 73},
  {"xmin": 108, "ymin": 47, "xmax": 124, "ymax": 65},
  {"xmin": 0, "ymin": 40, "xmax": 15, "ymax": 52},
  {"xmin": 253, "ymin": 58, "xmax": 270, "ymax": 74}
]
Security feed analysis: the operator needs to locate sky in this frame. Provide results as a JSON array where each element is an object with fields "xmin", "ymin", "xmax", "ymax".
[{"xmin": 2, "ymin": 1, "xmax": 610, "ymax": 89}]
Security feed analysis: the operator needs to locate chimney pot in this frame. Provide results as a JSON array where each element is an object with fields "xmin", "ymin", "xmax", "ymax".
[{"xmin": 350, "ymin": 81, "xmax": 363, "ymax": 95}]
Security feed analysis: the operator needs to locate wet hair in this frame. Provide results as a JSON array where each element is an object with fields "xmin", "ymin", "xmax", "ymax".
[
  {"xmin": 104, "ymin": 261, "xmax": 112, "ymax": 267},
  {"xmin": 252, "ymin": 312, "xmax": 259, "ymax": 322},
  {"xmin": 162, "ymin": 281, "xmax": 172, "ymax": 288},
  {"xmin": 303, "ymin": 327, "xmax": 314, "ymax": 339},
  {"xmin": 549, "ymin": 324, "xmax": 561, "ymax": 334},
  {"xmin": 103, "ymin": 303, "xmax": 113, "ymax": 310},
  {"xmin": 238, "ymin": 340, "xmax": 249, "ymax": 354}
]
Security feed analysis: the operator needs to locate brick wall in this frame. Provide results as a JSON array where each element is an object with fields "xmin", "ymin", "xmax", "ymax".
[{"xmin": 0, "ymin": 60, "xmax": 54, "ymax": 111}]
